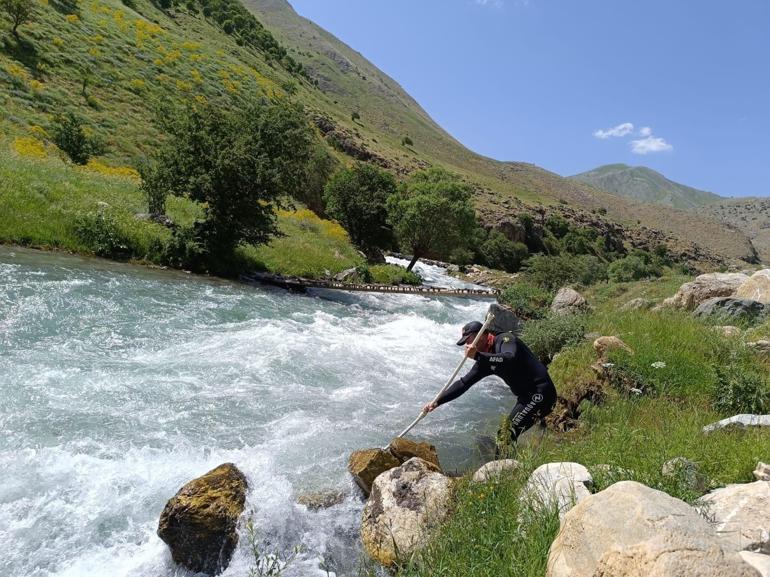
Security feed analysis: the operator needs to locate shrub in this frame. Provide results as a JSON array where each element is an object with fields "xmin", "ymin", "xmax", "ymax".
[
  {"xmin": 499, "ymin": 282, "xmax": 553, "ymax": 320},
  {"xmin": 521, "ymin": 313, "xmax": 586, "ymax": 364},
  {"xmin": 608, "ymin": 251, "xmax": 663, "ymax": 283},
  {"xmin": 351, "ymin": 111, "xmax": 360, "ymax": 121},
  {"xmin": 544, "ymin": 214, "xmax": 569, "ymax": 239},
  {"xmin": 1, "ymin": 0, "xmax": 34, "ymax": 38},
  {"xmin": 401, "ymin": 135, "xmax": 413, "ymax": 146},
  {"xmin": 369, "ymin": 263, "xmax": 421, "ymax": 285},
  {"xmin": 713, "ymin": 364, "xmax": 770, "ymax": 415},
  {"xmin": 73, "ymin": 212, "xmax": 134, "ymax": 259},
  {"xmin": 479, "ymin": 230, "xmax": 528, "ymax": 272},
  {"xmin": 52, "ymin": 112, "xmax": 104, "ymax": 165},
  {"xmin": 524, "ymin": 254, "xmax": 607, "ymax": 290}
]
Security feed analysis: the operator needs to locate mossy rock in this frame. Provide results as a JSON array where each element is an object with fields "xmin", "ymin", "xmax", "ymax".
[
  {"xmin": 348, "ymin": 438, "xmax": 442, "ymax": 496},
  {"xmin": 157, "ymin": 463, "xmax": 248, "ymax": 576}
]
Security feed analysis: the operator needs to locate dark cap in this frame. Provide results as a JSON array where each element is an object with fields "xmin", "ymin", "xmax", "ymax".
[{"xmin": 456, "ymin": 320, "xmax": 484, "ymax": 346}]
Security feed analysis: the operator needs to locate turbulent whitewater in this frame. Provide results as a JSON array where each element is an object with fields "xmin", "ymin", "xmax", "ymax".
[{"xmin": 0, "ymin": 248, "xmax": 507, "ymax": 577}]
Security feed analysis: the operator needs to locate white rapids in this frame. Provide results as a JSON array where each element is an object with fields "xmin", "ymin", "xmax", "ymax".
[{"xmin": 0, "ymin": 248, "xmax": 510, "ymax": 577}]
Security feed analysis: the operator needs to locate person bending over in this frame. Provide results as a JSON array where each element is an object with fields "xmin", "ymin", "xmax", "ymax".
[{"xmin": 423, "ymin": 320, "xmax": 557, "ymax": 454}]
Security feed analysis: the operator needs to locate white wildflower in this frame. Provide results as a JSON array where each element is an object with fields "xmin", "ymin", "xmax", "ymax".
[{"xmin": 651, "ymin": 361, "xmax": 666, "ymax": 369}]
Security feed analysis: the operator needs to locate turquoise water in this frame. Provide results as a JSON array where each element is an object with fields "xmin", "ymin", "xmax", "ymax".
[{"xmin": 0, "ymin": 248, "xmax": 507, "ymax": 577}]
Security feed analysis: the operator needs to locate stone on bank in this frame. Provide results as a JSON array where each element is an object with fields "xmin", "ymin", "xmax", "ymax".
[
  {"xmin": 348, "ymin": 438, "xmax": 441, "ymax": 496},
  {"xmin": 360, "ymin": 457, "xmax": 453, "ymax": 568},
  {"xmin": 158, "ymin": 463, "xmax": 248, "ymax": 576}
]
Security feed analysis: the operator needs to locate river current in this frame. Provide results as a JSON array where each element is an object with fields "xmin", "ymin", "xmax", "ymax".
[{"xmin": 0, "ymin": 247, "xmax": 510, "ymax": 577}]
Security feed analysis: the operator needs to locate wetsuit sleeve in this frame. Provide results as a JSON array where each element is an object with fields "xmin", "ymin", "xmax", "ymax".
[
  {"xmin": 434, "ymin": 361, "xmax": 488, "ymax": 406},
  {"xmin": 474, "ymin": 334, "xmax": 518, "ymax": 370}
]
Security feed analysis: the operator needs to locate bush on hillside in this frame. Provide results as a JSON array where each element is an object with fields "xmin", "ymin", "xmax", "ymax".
[
  {"xmin": 607, "ymin": 251, "xmax": 663, "ymax": 282},
  {"xmin": 323, "ymin": 162, "xmax": 396, "ymax": 253},
  {"xmin": 499, "ymin": 282, "xmax": 553, "ymax": 320},
  {"xmin": 524, "ymin": 254, "xmax": 608, "ymax": 290},
  {"xmin": 713, "ymin": 364, "xmax": 770, "ymax": 415},
  {"xmin": 479, "ymin": 231, "xmax": 529, "ymax": 272},
  {"xmin": 521, "ymin": 313, "xmax": 586, "ymax": 365},
  {"xmin": 73, "ymin": 211, "xmax": 134, "ymax": 260},
  {"xmin": 0, "ymin": 0, "xmax": 35, "ymax": 38},
  {"xmin": 369, "ymin": 264, "xmax": 422, "ymax": 285},
  {"xmin": 52, "ymin": 112, "xmax": 104, "ymax": 165}
]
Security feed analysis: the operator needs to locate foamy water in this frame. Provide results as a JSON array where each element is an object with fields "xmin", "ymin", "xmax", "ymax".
[{"xmin": 0, "ymin": 248, "xmax": 508, "ymax": 577}]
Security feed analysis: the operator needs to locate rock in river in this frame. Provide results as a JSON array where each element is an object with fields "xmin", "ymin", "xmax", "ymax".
[
  {"xmin": 348, "ymin": 438, "xmax": 441, "ymax": 496},
  {"xmin": 361, "ymin": 457, "xmax": 453, "ymax": 568},
  {"xmin": 158, "ymin": 463, "xmax": 248, "ymax": 576}
]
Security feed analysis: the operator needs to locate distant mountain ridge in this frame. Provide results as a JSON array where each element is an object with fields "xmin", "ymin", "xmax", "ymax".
[{"xmin": 569, "ymin": 164, "xmax": 724, "ymax": 210}]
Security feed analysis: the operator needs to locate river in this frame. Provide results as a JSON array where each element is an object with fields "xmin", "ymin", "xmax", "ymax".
[{"xmin": 0, "ymin": 247, "xmax": 510, "ymax": 577}]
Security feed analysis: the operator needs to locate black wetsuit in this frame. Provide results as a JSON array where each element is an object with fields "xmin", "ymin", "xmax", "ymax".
[{"xmin": 435, "ymin": 332, "xmax": 557, "ymax": 444}]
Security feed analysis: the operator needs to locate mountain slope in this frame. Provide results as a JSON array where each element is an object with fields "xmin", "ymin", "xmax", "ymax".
[
  {"xmin": 699, "ymin": 198, "xmax": 770, "ymax": 263},
  {"xmin": 0, "ymin": 0, "xmax": 757, "ymax": 265},
  {"xmin": 569, "ymin": 164, "xmax": 723, "ymax": 210}
]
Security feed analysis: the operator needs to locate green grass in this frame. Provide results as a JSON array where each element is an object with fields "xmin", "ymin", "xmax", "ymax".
[
  {"xmin": 404, "ymin": 272, "xmax": 770, "ymax": 576},
  {"xmin": 369, "ymin": 263, "xmax": 421, "ymax": 285}
]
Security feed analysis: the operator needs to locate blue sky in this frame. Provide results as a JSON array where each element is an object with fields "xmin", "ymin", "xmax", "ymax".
[{"xmin": 288, "ymin": 0, "xmax": 769, "ymax": 197}]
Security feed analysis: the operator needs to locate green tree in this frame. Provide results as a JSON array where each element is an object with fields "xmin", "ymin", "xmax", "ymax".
[
  {"xmin": 0, "ymin": 0, "xmax": 33, "ymax": 39},
  {"xmin": 52, "ymin": 112, "xmax": 103, "ymax": 165},
  {"xmin": 141, "ymin": 96, "xmax": 313, "ymax": 269},
  {"xmin": 323, "ymin": 162, "xmax": 396, "ymax": 252},
  {"xmin": 479, "ymin": 230, "xmax": 529, "ymax": 272},
  {"xmin": 387, "ymin": 167, "xmax": 477, "ymax": 271}
]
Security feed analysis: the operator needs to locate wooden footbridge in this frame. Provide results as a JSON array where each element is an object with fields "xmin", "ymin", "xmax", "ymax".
[{"xmin": 241, "ymin": 272, "xmax": 499, "ymax": 299}]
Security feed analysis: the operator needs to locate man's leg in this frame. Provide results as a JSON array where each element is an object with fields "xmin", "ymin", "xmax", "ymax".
[{"xmin": 496, "ymin": 391, "xmax": 555, "ymax": 458}]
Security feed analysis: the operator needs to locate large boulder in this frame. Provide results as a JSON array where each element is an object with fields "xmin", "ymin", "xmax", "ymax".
[
  {"xmin": 755, "ymin": 463, "xmax": 770, "ymax": 482},
  {"xmin": 661, "ymin": 272, "xmax": 749, "ymax": 311},
  {"xmin": 748, "ymin": 341, "xmax": 770, "ymax": 355},
  {"xmin": 551, "ymin": 287, "xmax": 590, "ymax": 316},
  {"xmin": 698, "ymin": 481, "xmax": 770, "ymax": 553},
  {"xmin": 703, "ymin": 414, "xmax": 770, "ymax": 434},
  {"xmin": 157, "ymin": 463, "xmax": 248, "ymax": 576},
  {"xmin": 694, "ymin": 297, "xmax": 770, "ymax": 323},
  {"xmin": 736, "ymin": 270, "xmax": 770, "ymax": 304},
  {"xmin": 593, "ymin": 336, "xmax": 633, "ymax": 361},
  {"xmin": 296, "ymin": 489, "xmax": 346, "ymax": 511},
  {"xmin": 348, "ymin": 449, "xmax": 400, "ymax": 497},
  {"xmin": 742, "ymin": 552, "xmax": 770, "ymax": 577},
  {"xmin": 348, "ymin": 439, "xmax": 441, "ymax": 496},
  {"xmin": 523, "ymin": 462, "xmax": 592, "ymax": 518},
  {"xmin": 547, "ymin": 481, "xmax": 758, "ymax": 577},
  {"xmin": 360, "ymin": 457, "xmax": 453, "ymax": 568}
]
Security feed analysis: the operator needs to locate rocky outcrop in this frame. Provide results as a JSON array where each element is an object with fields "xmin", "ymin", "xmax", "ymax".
[
  {"xmin": 661, "ymin": 456, "xmax": 709, "ymax": 493},
  {"xmin": 755, "ymin": 463, "xmax": 770, "ymax": 482},
  {"xmin": 547, "ymin": 481, "xmax": 758, "ymax": 577},
  {"xmin": 620, "ymin": 297, "xmax": 653, "ymax": 312},
  {"xmin": 698, "ymin": 481, "xmax": 770, "ymax": 553},
  {"xmin": 748, "ymin": 340, "xmax": 770, "ymax": 354},
  {"xmin": 551, "ymin": 287, "xmax": 589, "ymax": 316},
  {"xmin": 157, "ymin": 463, "xmax": 248, "ymax": 576},
  {"xmin": 524, "ymin": 462, "xmax": 592, "ymax": 518},
  {"xmin": 660, "ymin": 272, "xmax": 749, "ymax": 310},
  {"xmin": 360, "ymin": 457, "xmax": 453, "ymax": 568},
  {"xmin": 348, "ymin": 439, "xmax": 441, "ymax": 496},
  {"xmin": 703, "ymin": 414, "xmax": 770, "ymax": 434},
  {"xmin": 736, "ymin": 270, "xmax": 770, "ymax": 304},
  {"xmin": 694, "ymin": 297, "xmax": 770, "ymax": 323},
  {"xmin": 472, "ymin": 459, "xmax": 521, "ymax": 483},
  {"xmin": 593, "ymin": 336, "xmax": 633, "ymax": 361}
]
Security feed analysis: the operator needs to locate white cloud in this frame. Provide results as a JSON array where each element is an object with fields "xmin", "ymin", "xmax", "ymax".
[
  {"xmin": 639, "ymin": 126, "xmax": 652, "ymax": 137},
  {"xmin": 630, "ymin": 135, "xmax": 673, "ymax": 154},
  {"xmin": 593, "ymin": 122, "xmax": 634, "ymax": 139},
  {"xmin": 475, "ymin": 0, "xmax": 505, "ymax": 6}
]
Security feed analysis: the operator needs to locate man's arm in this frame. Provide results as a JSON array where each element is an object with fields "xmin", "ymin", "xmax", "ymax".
[{"xmin": 432, "ymin": 361, "xmax": 488, "ymax": 407}]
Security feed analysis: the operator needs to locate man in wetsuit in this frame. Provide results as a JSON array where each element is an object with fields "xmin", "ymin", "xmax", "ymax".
[{"xmin": 423, "ymin": 320, "xmax": 557, "ymax": 454}]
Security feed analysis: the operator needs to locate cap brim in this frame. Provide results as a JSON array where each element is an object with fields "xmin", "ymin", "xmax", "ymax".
[{"xmin": 456, "ymin": 334, "xmax": 471, "ymax": 346}]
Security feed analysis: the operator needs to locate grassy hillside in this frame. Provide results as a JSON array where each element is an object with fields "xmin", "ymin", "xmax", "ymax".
[
  {"xmin": 0, "ymin": 0, "xmax": 757, "ymax": 266},
  {"xmin": 570, "ymin": 164, "xmax": 723, "ymax": 210},
  {"xmin": 376, "ymin": 272, "xmax": 770, "ymax": 577}
]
